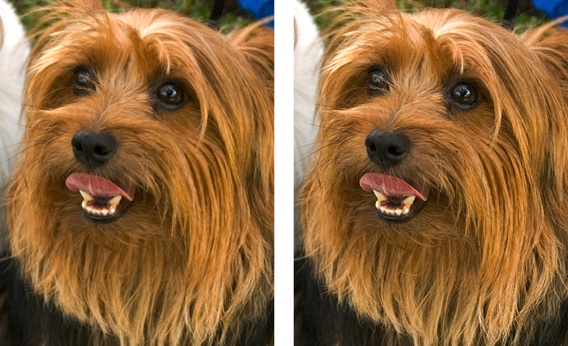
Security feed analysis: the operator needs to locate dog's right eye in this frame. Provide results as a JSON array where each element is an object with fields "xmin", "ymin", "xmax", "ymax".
[
  {"xmin": 73, "ymin": 69, "xmax": 96, "ymax": 95},
  {"xmin": 156, "ymin": 82, "xmax": 185, "ymax": 109},
  {"xmin": 448, "ymin": 82, "xmax": 478, "ymax": 109},
  {"xmin": 366, "ymin": 68, "xmax": 390, "ymax": 96}
]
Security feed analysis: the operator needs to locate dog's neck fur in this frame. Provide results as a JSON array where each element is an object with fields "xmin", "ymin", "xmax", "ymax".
[
  {"xmin": 6, "ymin": 5, "xmax": 274, "ymax": 345},
  {"xmin": 302, "ymin": 3, "xmax": 568, "ymax": 344}
]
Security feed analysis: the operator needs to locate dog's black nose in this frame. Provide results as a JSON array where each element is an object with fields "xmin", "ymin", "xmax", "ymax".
[
  {"xmin": 365, "ymin": 131, "xmax": 410, "ymax": 168},
  {"xmin": 72, "ymin": 131, "xmax": 116, "ymax": 169}
]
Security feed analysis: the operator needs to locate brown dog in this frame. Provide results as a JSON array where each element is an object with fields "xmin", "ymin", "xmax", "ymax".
[
  {"xmin": 297, "ymin": 0, "xmax": 568, "ymax": 344},
  {"xmin": 1, "ymin": 1, "xmax": 273, "ymax": 345}
]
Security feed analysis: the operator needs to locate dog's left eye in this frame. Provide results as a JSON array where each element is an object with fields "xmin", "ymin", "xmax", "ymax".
[
  {"xmin": 449, "ymin": 82, "xmax": 478, "ymax": 108},
  {"xmin": 73, "ymin": 69, "xmax": 96, "ymax": 94},
  {"xmin": 366, "ymin": 68, "xmax": 390, "ymax": 96},
  {"xmin": 156, "ymin": 82, "xmax": 185, "ymax": 108}
]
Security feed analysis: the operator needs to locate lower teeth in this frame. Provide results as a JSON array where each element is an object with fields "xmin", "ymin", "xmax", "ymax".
[
  {"xmin": 378, "ymin": 205, "xmax": 410, "ymax": 216},
  {"xmin": 79, "ymin": 190, "xmax": 122, "ymax": 217},
  {"xmin": 84, "ymin": 205, "xmax": 115, "ymax": 216},
  {"xmin": 374, "ymin": 190, "xmax": 414, "ymax": 217}
]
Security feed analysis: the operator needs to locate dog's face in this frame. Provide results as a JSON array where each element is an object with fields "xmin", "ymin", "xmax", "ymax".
[
  {"xmin": 306, "ymin": 6, "xmax": 568, "ymax": 237},
  {"xmin": 9, "ymin": 2, "xmax": 273, "ymax": 344},
  {"xmin": 303, "ymin": 2, "xmax": 568, "ymax": 343},
  {"xmin": 23, "ymin": 7, "xmax": 270, "ymax": 232},
  {"xmin": 313, "ymin": 8, "xmax": 564, "ymax": 232}
]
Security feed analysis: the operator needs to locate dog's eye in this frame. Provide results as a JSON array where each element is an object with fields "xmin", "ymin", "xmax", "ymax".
[
  {"xmin": 73, "ymin": 69, "xmax": 96, "ymax": 95},
  {"xmin": 366, "ymin": 68, "xmax": 390, "ymax": 96},
  {"xmin": 156, "ymin": 82, "xmax": 184, "ymax": 108},
  {"xmin": 449, "ymin": 82, "xmax": 478, "ymax": 108}
]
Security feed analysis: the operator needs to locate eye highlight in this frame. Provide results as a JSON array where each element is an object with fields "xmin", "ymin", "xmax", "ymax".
[
  {"xmin": 156, "ymin": 82, "xmax": 185, "ymax": 109},
  {"xmin": 366, "ymin": 67, "xmax": 390, "ymax": 96},
  {"xmin": 73, "ymin": 68, "xmax": 96, "ymax": 95},
  {"xmin": 448, "ymin": 82, "xmax": 479, "ymax": 109}
]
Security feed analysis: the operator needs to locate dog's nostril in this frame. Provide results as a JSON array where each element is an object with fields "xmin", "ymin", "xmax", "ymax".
[
  {"xmin": 94, "ymin": 145, "xmax": 109, "ymax": 156},
  {"xmin": 365, "ymin": 131, "xmax": 410, "ymax": 168},
  {"xmin": 368, "ymin": 142, "xmax": 377, "ymax": 153},
  {"xmin": 71, "ymin": 131, "xmax": 116, "ymax": 169},
  {"xmin": 388, "ymin": 145, "xmax": 404, "ymax": 156}
]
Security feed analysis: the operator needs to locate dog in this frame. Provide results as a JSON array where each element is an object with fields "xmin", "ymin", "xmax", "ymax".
[
  {"xmin": 0, "ymin": 1, "xmax": 273, "ymax": 344},
  {"xmin": 296, "ymin": 0, "xmax": 568, "ymax": 344},
  {"xmin": 294, "ymin": 0, "xmax": 323, "ymax": 249},
  {"xmin": 0, "ymin": 0, "xmax": 28, "ymax": 249}
]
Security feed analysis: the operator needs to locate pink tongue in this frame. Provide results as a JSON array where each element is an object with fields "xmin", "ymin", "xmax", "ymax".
[
  {"xmin": 360, "ymin": 173, "xmax": 428, "ymax": 201},
  {"xmin": 66, "ymin": 173, "xmax": 134, "ymax": 201}
]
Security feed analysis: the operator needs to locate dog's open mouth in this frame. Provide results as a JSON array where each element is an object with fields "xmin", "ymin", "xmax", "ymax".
[
  {"xmin": 360, "ymin": 173, "xmax": 429, "ymax": 223},
  {"xmin": 65, "ymin": 173, "xmax": 135, "ymax": 224}
]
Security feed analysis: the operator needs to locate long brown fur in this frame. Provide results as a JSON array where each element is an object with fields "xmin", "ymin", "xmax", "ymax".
[
  {"xmin": 301, "ymin": 1, "xmax": 568, "ymax": 344},
  {"xmin": 7, "ymin": 1, "xmax": 273, "ymax": 344}
]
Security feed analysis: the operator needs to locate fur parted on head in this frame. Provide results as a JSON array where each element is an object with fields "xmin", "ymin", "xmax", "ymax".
[
  {"xmin": 301, "ymin": 0, "xmax": 568, "ymax": 344},
  {"xmin": 7, "ymin": 0, "xmax": 273, "ymax": 344}
]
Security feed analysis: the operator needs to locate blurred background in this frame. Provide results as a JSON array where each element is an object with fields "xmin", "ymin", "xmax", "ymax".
[
  {"xmin": 9, "ymin": 0, "xmax": 562, "ymax": 33},
  {"xmin": 10, "ymin": 0, "xmax": 260, "ymax": 31},
  {"xmin": 303, "ymin": 0, "xmax": 555, "ymax": 31}
]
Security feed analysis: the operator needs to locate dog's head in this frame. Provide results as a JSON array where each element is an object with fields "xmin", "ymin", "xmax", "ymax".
[
  {"xmin": 302, "ymin": 1, "xmax": 568, "ymax": 343},
  {"xmin": 8, "ymin": 1, "xmax": 273, "ymax": 343}
]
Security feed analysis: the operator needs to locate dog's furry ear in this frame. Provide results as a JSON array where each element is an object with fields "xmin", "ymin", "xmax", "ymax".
[
  {"xmin": 525, "ymin": 25, "xmax": 568, "ymax": 79},
  {"xmin": 522, "ymin": 25, "xmax": 568, "ymax": 200},
  {"xmin": 228, "ymin": 25, "xmax": 274, "ymax": 84}
]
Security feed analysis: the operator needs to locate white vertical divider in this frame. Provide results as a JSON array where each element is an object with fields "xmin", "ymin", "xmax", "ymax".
[{"xmin": 274, "ymin": 0, "xmax": 294, "ymax": 344}]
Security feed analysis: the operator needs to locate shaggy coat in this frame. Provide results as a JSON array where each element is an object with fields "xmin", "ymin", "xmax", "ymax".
[
  {"xmin": 297, "ymin": 1, "xmax": 568, "ymax": 345},
  {"xmin": 0, "ymin": 1, "xmax": 274, "ymax": 345}
]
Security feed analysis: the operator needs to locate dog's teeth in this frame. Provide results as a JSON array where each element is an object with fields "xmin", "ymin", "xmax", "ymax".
[
  {"xmin": 374, "ymin": 190, "xmax": 388, "ymax": 203},
  {"xmin": 375, "ymin": 193, "xmax": 416, "ymax": 217},
  {"xmin": 80, "ymin": 190, "xmax": 94, "ymax": 202},
  {"xmin": 403, "ymin": 195, "xmax": 416, "ymax": 206},
  {"xmin": 80, "ymin": 193, "xmax": 122, "ymax": 217},
  {"xmin": 109, "ymin": 195, "xmax": 122, "ymax": 208}
]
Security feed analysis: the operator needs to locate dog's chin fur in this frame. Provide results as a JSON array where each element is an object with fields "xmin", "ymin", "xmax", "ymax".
[
  {"xmin": 5, "ymin": 1, "xmax": 273, "ymax": 345},
  {"xmin": 300, "ymin": 1, "xmax": 568, "ymax": 344}
]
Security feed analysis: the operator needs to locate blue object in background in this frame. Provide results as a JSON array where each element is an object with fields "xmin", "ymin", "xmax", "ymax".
[
  {"xmin": 238, "ymin": 0, "xmax": 274, "ymax": 27},
  {"xmin": 533, "ymin": 0, "xmax": 568, "ymax": 27}
]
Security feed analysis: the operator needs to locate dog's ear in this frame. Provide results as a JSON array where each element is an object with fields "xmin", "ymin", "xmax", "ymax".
[
  {"xmin": 521, "ymin": 25, "xmax": 568, "ymax": 197},
  {"xmin": 227, "ymin": 24, "xmax": 274, "ymax": 86},
  {"xmin": 525, "ymin": 25, "xmax": 568, "ymax": 79}
]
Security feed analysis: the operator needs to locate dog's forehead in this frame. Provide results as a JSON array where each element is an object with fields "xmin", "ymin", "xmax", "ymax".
[
  {"xmin": 43, "ymin": 9, "xmax": 229, "ymax": 75},
  {"xmin": 329, "ymin": 8, "xmax": 531, "ymax": 81}
]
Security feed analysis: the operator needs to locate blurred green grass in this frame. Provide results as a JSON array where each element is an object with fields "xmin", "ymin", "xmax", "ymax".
[
  {"xmin": 304, "ymin": 0, "xmax": 548, "ymax": 32},
  {"xmin": 10, "ymin": 0, "xmax": 253, "ymax": 32}
]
